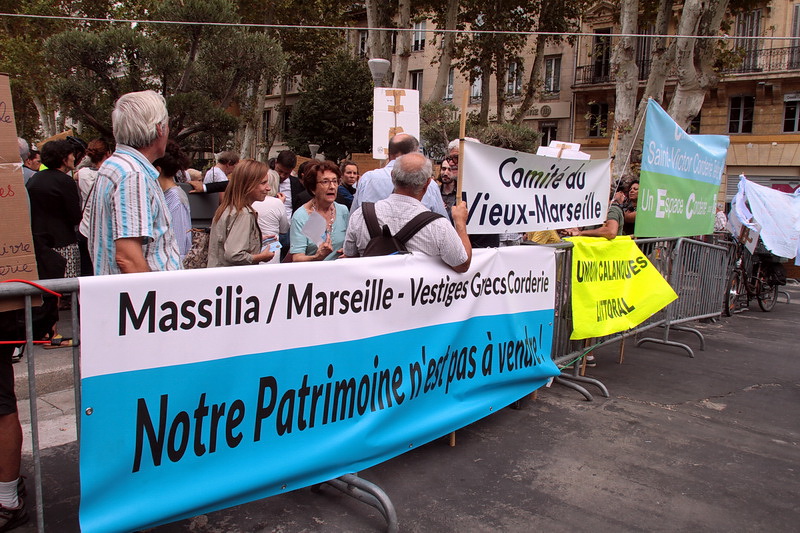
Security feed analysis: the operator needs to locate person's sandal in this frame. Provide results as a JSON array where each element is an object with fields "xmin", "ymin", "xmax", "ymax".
[{"xmin": 43, "ymin": 336, "xmax": 73, "ymax": 349}]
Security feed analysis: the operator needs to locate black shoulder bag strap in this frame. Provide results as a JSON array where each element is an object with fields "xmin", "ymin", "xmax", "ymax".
[
  {"xmin": 394, "ymin": 211, "xmax": 443, "ymax": 245},
  {"xmin": 362, "ymin": 202, "xmax": 382, "ymax": 238}
]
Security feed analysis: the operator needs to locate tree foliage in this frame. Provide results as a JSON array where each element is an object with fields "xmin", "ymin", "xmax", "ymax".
[
  {"xmin": 0, "ymin": 0, "xmax": 73, "ymax": 138},
  {"xmin": 286, "ymin": 51, "xmax": 373, "ymax": 161},
  {"xmin": 451, "ymin": 0, "xmax": 536, "ymax": 124},
  {"xmin": 611, "ymin": 0, "xmax": 762, "ymax": 182},
  {"xmin": 39, "ymin": 0, "xmax": 284, "ymax": 151},
  {"xmin": 421, "ymin": 100, "xmax": 539, "ymax": 159}
]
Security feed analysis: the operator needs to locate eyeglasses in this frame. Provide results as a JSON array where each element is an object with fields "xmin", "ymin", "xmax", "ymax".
[{"xmin": 319, "ymin": 179, "xmax": 339, "ymax": 186}]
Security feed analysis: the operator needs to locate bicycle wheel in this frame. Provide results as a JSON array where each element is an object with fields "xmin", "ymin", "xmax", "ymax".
[
  {"xmin": 723, "ymin": 271, "xmax": 741, "ymax": 316},
  {"xmin": 757, "ymin": 283, "xmax": 778, "ymax": 312}
]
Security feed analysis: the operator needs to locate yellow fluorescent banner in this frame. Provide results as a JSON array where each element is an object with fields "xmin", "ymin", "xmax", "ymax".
[{"xmin": 567, "ymin": 236, "xmax": 677, "ymax": 340}]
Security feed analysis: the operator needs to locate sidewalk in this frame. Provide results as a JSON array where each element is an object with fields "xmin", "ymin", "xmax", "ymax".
[{"xmin": 13, "ymin": 285, "xmax": 800, "ymax": 532}]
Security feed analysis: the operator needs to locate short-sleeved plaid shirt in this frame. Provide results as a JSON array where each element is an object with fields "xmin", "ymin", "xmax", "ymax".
[{"xmin": 86, "ymin": 145, "xmax": 181, "ymax": 275}]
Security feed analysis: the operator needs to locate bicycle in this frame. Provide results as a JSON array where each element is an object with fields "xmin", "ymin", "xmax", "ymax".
[{"xmin": 723, "ymin": 235, "xmax": 781, "ymax": 316}]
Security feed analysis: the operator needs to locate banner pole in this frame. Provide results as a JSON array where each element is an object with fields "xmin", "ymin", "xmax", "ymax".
[{"xmin": 456, "ymin": 91, "xmax": 468, "ymax": 205}]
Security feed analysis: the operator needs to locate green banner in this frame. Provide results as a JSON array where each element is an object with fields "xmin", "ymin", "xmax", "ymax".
[
  {"xmin": 635, "ymin": 100, "xmax": 729, "ymax": 238},
  {"xmin": 636, "ymin": 170, "xmax": 719, "ymax": 237}
]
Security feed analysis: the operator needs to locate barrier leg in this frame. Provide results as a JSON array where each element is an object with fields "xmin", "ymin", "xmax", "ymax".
[
  {"xmin": 24, "ymin": 296, "xmax": 45, "ymax": 533},
  {"xmin": 635, "ymin": 325, "xmax": 695, "ymax": 358},
  {"xmin": 71, "ymin": 291, "xmax": 82, "ymax": 438},
  {"xmin": 778, "ymin": 290, "xmax": 791, "ymax": 304},
  {"xmin": 553, "ymin": 376, "xmax": 593, "ymax": 401},
  {"xmin": 321, "ymin": 473, "xmax": 399, "ymax": 533},
  {"xmin": 557, "ymin": 372, "xmax": 610, "ymax": 398},
  {"xmin": 671, "ymin": 324, "xmax": 705, "ymax": 351}
]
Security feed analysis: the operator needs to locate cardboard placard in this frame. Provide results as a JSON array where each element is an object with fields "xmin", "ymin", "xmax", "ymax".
[
  {"xmin": 372, "ymin": 88, "xmax": 420, "ymax": 159},
  {"xmin": 0, "ymin": 74, "xmax": 20, "ymax": 165},
  {"xmin": 0, "ymin": 73, "xmax": 40, "ymax": 312},
  {"xmin": 36, "ymin": 129, "xmax": 73, "ymax": 150}
]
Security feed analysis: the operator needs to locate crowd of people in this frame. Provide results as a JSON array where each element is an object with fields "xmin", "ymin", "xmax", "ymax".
[{"xmin": 2, "ymin": 87, "xmax": 651, "ymax": 531}]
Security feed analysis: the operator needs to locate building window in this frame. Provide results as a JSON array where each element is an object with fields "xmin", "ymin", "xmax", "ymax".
[
  {"xmin": 636, "ymin": 25, "xmax": 654, "ymax": 79},
  {"xmin": 410, "ymin": 70, "xmax": 423, "ymax": 92},
  {"xmin": 281, "ymin": 105, "xmax": 293, "ymax": 137},
  {"xmin": 592, "ymin": 28, "xmax": 612, "ymax": 82},
  {"xmin": 784, "ymin": 99, "xmax": 800, "ymax": 132},
  {"xmin": 506, "ymin": 61, "xmax": 524, "ymax": 96},
  {"xmin": 263, "ymin": 109, "xmax": 272, "ymax": 142},
  {"xmin": 791, "ymin": 5, "xmax": 800, "ymax": 69},
  {"xmin": 445, "ymin": 68, "xmax": 454, "ymax": 101},
  {"xmin": 470, "ymin": 73, "xmax": 482, "ymax": 100},
  {"xmin": 540, "ymin": 123, "xmax": 557, "ymax": 147},
  {"xmin": 728, "ymin": 96, "xmax": 754, "ymax": 133},
  {"xmin": 358, "ymin": 30, "xmax": 368, "ymax": 58},
  {"xmin": 412, "ymin": 21, "xmax": 426, "ymax": 52},
  {"xmin": 588, "ymin": 102, "xmax": 608, "ymax": 137},
  {"xmin": 736, "ymin": 9, "xmax": 762, "ymax": 72},
  {"xmin": 544, "ymin": 56, "xmax": 561, "ymax": 93}
]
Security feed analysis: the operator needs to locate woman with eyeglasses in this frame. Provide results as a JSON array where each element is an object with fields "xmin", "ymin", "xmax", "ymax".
[{"xmin": 289, "ymin": 160, "xmax": 349, "ymax": 261}]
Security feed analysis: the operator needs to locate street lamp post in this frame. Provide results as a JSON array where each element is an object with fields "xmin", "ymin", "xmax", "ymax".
[{"xmin": 367, "ymin": 58, "xmax": 391, "ymax": 88}]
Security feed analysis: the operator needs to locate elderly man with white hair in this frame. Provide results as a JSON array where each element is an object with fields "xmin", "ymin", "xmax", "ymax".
[
  {"xmin": 86, "ymin": 90, "xmax": 181, "ymax": 275},
  {"xmin": 345, "ymin": 152, "xmax": 472, "ymax": 273}
]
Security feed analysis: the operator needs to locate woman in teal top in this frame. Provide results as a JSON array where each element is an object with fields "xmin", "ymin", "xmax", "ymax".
[{"xmin": 290, "ymin": 160, "xmax": 349, "ymax": 261}]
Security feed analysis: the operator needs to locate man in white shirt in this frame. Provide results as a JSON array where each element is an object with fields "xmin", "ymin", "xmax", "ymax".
[
  {"xmin": 203, "ymin": 151, "xmax": 239, "ymax": 185},
  {"xmin": 345, "ymin": 153, "xmax": 471, "ymax": 273},
  {"xmin": 351, "ymin": 134, "xmax": 447, "ymax": 217}
]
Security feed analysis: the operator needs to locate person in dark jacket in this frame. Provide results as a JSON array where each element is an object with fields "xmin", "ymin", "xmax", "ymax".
[
  {"xmin": 336, "ymin": 160, "xmax": 359, "ymax": 209},
  {"xmin": 25, "ymin": 140, "xmax": 82, "ymax": 278}
]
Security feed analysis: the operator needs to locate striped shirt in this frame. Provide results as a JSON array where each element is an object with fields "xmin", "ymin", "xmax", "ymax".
[{"xmin": 86, "ymin": 145, "xmax": 181, "ymax": 275}]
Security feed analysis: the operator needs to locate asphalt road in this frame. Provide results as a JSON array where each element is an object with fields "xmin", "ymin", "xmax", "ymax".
[{"xmin": 13, "ymin": 284, "xmax": 800, "ymax": 532}]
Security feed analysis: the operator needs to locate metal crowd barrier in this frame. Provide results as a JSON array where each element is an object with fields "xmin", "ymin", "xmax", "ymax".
[
  {"xmin": 0, "ymin": 278, "xmax": 80, "ymax": 533},
  {"xmin": 546, "ymin": 235, "xmax": 736, "ymax": 401},
  {"xmin": 636, "ymin": 237, "xmax": 733, "ymax": 357},
  {"xmin": 0, "ymin": 235, "xmax": 748, "ymax": 527},
  {"xmin": 0, "ymin": 278, "xmax": 398, "ymax": 533}
]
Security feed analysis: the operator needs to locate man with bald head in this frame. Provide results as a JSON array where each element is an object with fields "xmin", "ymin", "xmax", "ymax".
[
  {"xmin": 351, "ymin": 133, "xmax": 447, "ymax": 216},
  {"xmin": 345, "ymin": 153, "xmax": 471, "ymax": 273}
]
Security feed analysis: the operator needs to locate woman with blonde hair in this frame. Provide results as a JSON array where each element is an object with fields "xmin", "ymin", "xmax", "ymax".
[{"xmin": 208, "ymin": 160, "xmax": 276, "ymax": 267}]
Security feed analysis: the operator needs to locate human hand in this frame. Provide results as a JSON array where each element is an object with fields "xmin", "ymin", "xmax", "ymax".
[
  {"xmin": 276, "ymin": 192, "xmax": 286, "ymax": 203},
  {"xmin": 451, "ymin": 201, "xmax": 468, "ymax": 228},
  {"xmin": 316, "ymin": 235, "xmax": 333, "ymax": 259},
  {"xmin": 254, "ymin": 249, "xmax": 275, "ymax": 263},
  {"xmin": 187, "ymin": 180, "xmax": 204, "ymax": 194}
]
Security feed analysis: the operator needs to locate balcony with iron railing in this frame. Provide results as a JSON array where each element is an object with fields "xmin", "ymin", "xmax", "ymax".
[{"xmin": 573, "ymin": 46, "xmax": 800, "ymax": 87}]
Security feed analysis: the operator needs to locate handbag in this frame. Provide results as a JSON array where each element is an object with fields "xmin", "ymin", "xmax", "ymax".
[{"xmin": 183, "ymin": 228, "xmax": 210, "ymax": 269}]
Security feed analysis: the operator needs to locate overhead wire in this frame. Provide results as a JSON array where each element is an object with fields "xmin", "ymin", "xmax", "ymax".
[{"xmin": 0, "ymin": 12, "xmax": 798, "ymax": 41}]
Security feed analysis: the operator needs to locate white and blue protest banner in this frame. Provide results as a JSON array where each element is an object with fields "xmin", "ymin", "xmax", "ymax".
[
  {"xmin": 78, "ymin": 247, "xmax": 559, "ymax": 532},
  {"xmin": 461, "ymin": 140, "xmax": 612, "ymax": 234},
  {"xmin": 637, "ymin": 99, "xmax": 729, "ymax": 237}
]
